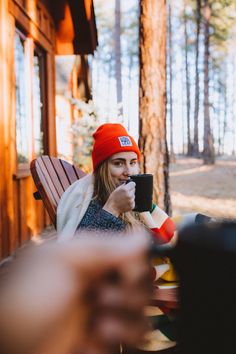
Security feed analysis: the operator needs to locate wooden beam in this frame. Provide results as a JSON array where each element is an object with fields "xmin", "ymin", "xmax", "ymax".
[
  {"xmin": 9, "ymin": 0, "xmax": 55, "ymax": 51},
  {"xmin": 55, "ymin": 0, "xmax": 98, "ymax": 55},
  {"xmin": 69, "ymin": 0, "xmax": 98, "ymax": 54}
]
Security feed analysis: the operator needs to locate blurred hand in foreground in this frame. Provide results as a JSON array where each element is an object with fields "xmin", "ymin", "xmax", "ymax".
[{"xmin": 0, "ymin": 230, "xmax": 152, "ymax": 354}]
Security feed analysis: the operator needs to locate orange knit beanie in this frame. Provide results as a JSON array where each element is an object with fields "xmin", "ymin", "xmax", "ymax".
[{"xmin": 92, "ymin": 123, "xmax": 141, "ymax": 170}]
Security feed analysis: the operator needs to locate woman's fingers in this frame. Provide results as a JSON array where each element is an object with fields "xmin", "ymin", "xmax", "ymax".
[
  {"xmin": 124, "ymin": 181, "xmax": 136, "ymax": 191},
  {"xmin": 104, "ymin": 182, "xmax": 136, "ymax": 214}
]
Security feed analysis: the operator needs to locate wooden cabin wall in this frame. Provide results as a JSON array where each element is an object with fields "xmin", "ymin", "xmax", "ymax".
[
  {"xmin": 0, "ymin": 0, "xmax": 9, "ymax": 257},
  {"xmin": 0, "ymin": 0, "xmax": 57, "ymax": 258}
]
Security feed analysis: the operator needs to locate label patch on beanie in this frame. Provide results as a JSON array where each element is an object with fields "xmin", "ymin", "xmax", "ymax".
[{"xmin": 118, "ymin": 136, "xmax": 133, "ymax": 147}]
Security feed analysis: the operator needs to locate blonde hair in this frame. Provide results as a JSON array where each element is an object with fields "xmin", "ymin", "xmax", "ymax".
[{"xmin": 93, "ymin": 159, "xmax": 141, "ymax": 228}]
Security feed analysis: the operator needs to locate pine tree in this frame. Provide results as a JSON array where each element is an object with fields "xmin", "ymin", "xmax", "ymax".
[
  {"xmin": 167, "ymin": 0, "xmax": 175, "ymax": 161},
  {"xmin": 183, "ymin": 0, "xmax": 192, "ymax": 156},
  {"xmin": 202, "ymin": 0, "xmax": 215, "ymax": 164},
  {"xmin": 139, "ymin": 0, "xmax": 171, "ymax": 213},
  {"xmin": 193, "ymin": 0, "xmax": 201, "ymax": 156},
  {"xmin": 114, "ymin": 0, "xmax": 123, "ymax": 115}
]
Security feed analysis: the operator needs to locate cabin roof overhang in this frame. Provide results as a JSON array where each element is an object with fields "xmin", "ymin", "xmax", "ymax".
[{"xmin": 50, "ymin": 0, "xmax": 98, "ymax": 55}]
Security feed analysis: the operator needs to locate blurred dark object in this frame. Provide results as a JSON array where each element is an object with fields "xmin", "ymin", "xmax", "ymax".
[
  {"xmin": 177, "ymin": 213, "xmax": 212, "ymax": 231},
  {"xmin": 173, "ymin": 221, "xmax": 236, "ymax": 354},
  {"xmin": 194, "ymin": 213, "xmax": 211, "ymax": 224}
]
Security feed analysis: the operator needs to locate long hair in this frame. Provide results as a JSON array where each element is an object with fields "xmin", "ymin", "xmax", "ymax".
[{"xmin": 93, "ymin": 159, "xmax": 141, "ymax": 228}]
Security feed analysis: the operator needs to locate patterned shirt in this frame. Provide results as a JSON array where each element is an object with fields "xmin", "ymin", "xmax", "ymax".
[{"xmin": 77, "ymin": 199, "xmax": 126, "ymax": 232}]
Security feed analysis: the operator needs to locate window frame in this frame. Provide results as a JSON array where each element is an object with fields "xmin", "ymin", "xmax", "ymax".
[
  {"xmin": 14, "ymin": 28, "xmax": 30, "ymax": 175},
  {"xmin": 14, "ymin": 26, "xmax": 47, "ymax": 178},
  {"xmin": 33, "ymin": 43, "xmax": 47, "ymax": 158}
]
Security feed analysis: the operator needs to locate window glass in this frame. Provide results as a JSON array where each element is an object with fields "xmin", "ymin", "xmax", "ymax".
[
  {"xmin": 33, "ymin": 51, "xmax": 44, "ymax": 156},
  {"xmin": 14, "ymin": 32, "xmax": 30, "ymax": 164},
  {"xmin": 14, "ymin": 29, "xmax": 45, "ymax": 167}
]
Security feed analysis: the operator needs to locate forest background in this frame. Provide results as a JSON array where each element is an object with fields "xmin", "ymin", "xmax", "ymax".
[{"xmin": 61, "ymin": 0, "xmax": 236, "ymax": 220}]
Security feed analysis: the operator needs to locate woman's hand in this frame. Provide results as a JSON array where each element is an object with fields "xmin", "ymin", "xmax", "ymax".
[{"xmin": 103, "ymin": 181, "xmax": 136, "ymax": 216}]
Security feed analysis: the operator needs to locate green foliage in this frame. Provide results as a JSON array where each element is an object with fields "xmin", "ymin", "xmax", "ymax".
[
  {"xmin": 70, "ymin": 99, "xmax": 100, "ymax": 172},
  {"xmin": 210, "ymin": 1, "xmax": 236, "ymax": 49},
  {"xmin": 93, "ymin": 0, "xmax": 115, "ymax": 74},
  {"xmin": 122, "ymin": 5, "xmax": 139, "ymax": 63},
  {"xmin": 17, "ymin": 153, "xmax": 29, "ymax": 164},
  {"xmin": 181, "ymin": 0, "xmax": 236, "ymax": 63}
]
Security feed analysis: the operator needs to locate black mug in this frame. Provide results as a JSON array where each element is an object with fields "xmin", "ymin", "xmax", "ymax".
[{"xmin": 129, "ymin": 174, "xmax": 153, "ymax": 212}]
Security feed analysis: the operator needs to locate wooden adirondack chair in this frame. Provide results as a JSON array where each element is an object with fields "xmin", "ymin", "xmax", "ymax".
[{"xmin": 30, "ymin": 156, "xmax": 86, "ymax": 228}]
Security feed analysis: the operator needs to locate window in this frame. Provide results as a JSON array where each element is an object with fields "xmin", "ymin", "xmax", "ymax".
[
  {"xmin": 15, "ymin": 31, "xmax": 29, "ymax": 164},
  {"xmin": 14, "ymin": 29, "xmax": 46, "ymax": 171},
  {"xmin": 33, "ymin": 48, "xmax": 45, "ymax": 157}
]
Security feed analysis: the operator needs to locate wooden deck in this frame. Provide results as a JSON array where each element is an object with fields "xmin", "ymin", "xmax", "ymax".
[{"xmin": 32, "ymin": 225, "xmax": 57, "ymax": 243}]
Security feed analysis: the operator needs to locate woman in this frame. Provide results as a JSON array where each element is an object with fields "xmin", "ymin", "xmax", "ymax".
[
  {"xmin": 57, "ymin": 123, "xmax": 178, "ymax": 353},
  {"xmin": 57, "ymin": 123, "xmax": 175, "ymax": 245}
]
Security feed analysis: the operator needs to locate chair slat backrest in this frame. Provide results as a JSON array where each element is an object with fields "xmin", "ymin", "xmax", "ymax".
[{"xmin": 30, "ymin": 156, "xmax": 86, "ymax": 228}]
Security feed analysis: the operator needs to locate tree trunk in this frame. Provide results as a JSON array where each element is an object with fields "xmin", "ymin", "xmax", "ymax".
[
  {"xmin": 168, "ymin": 1, "xmax": 175, "ymax": 161},
  {"xmin": 217, "ymin": 76, "xmax": 222, "ymax": 156},
  {"xmin": 193, "ymin": 0, "xmax": 201, "ymax": 157},
  {"xmin": 139, "ymin": 0, "xmax": 171, "ymax": 213},
  {"xmin": 184, "ymin": 0, "xmax": 192, "ymax": 156},
  {"xmin": 232, "ymin": 56, "xmax": 236, "ymax": 156},
  {"xmin": 127, "ymin": 54, "xmax": 134, "ymax": 131},
  {"xmin": 223, "ymin": 70, "xmax": 227, "ymax": 155},
  {"xmin": 181, "ymin": 66, "xmax": 186, "ymax": 154},
  {"xmin": 203, "ymin": 0, "xmax": 214, "ymax": 164},
  {"xmin": 114, "ymin": 0, "xmax": 123, "ymax": 116},
  {"xmin": 106, "ymin": 54, "xmax": 113, "ymax": 122}
]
